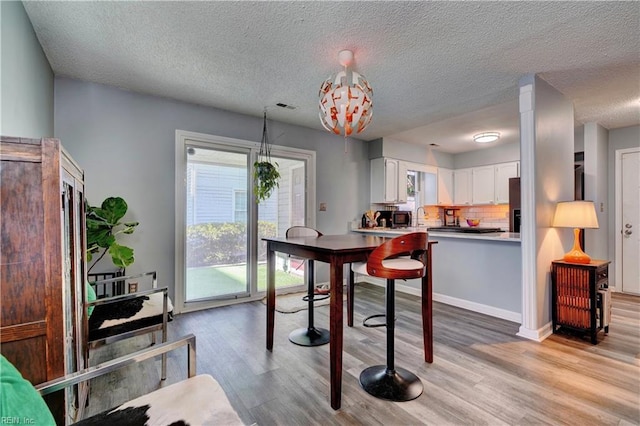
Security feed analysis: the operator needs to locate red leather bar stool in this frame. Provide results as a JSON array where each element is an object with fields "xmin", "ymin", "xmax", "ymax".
[
  {"xmin": 351, "ymin": 232, "xmax": 428, "ymax": 401},
  {"xmin": 285, "ymin": 226, "xmax": 330, "ymax": 346}
]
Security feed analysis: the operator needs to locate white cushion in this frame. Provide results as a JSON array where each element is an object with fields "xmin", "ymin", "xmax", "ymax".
[
  {"xmin": 352, "ymin": 256, "xmax": 422, "ymax": 277},
  {"xmin": 110, "ymin": 374, "xmax": 244, "ymax": 425},
  {"xmin": 351, "ymin": 261, "xmax": 368, "ymax": 275},
  {"xmin": 97, "ymin": 292, "xmax": 174, "ymax": 330}
]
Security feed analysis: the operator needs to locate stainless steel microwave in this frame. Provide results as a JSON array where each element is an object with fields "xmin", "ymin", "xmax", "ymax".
[{"xmin": 392, "ymin": 211, "xmax": 412, "ymax": 228}]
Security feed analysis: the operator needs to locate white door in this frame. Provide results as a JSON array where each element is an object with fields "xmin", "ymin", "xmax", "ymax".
[{"xmin": 619, "ymin": 149, "xmax": 640, "ymax": 294}]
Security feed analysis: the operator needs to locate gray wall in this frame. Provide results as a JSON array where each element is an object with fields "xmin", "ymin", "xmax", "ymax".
[
  {"xmin": 54, "ymin": 78, "xmax": 371, "ymax": 297},
  {"xmin": 368, "ymin": 137, "xmax": 455, "ymax": 169},
  {"xmin": 0, "ymin": 1, "xmax": 53, "ymax": 138},
  {"xmin": 454, "ymin": 141, "xmax": 520, "ymax": 168},
  {"xmin": 583, "ymin": 123, "xmax": 609, "ymax": 261},
  {"xmin": 607, "ymin": 125, "xmax": 640, "ymax": 287},
  {"xmin": 368, "ymin": 136, "xmax": 519, "ymax": 170}
]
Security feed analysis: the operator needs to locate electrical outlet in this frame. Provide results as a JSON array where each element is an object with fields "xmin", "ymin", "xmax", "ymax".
[{"xmin": 319, "ymin": 202, "xmax": 327, "ymax": 211}]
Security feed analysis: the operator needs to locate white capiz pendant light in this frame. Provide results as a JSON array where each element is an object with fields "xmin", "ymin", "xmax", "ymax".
[{"xmin": 319, "ymin": 50, "xmax": 373, "ymax": 137}]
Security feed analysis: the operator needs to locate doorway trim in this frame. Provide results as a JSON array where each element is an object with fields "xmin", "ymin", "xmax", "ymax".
[
  {"xmin": 174, "ymin": 129, "xmax": 315, "ymax": 314},
  {"xmin": 614, "ymin": 146, "xmax": 639, "ymax": 293}
]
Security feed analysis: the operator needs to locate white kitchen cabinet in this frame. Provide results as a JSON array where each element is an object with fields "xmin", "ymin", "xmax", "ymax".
[
  {"xmin": 437, "ymin": 168, "xmax": 453, "ymax": 205},
  {"xmin": 471, "ymin": 161, "xmax": 520, "ymax": 205},
  {"xmin": 495, "ymin": 161, "xmax": 520, "ymax": 204},
  {"xmin": 454, "ymin": 168, "xmax": 472, "ymax": 205},
  {"xmin": 397, "ymin": 160, "xmax": 408, "ymax": 203},
  {"xmin": 371, "ymin": 157, "xmax": 407, "ymax": 204},
  {"xmin": 472, "ymin": 165, "xmax": 496, "ymax": 204}
]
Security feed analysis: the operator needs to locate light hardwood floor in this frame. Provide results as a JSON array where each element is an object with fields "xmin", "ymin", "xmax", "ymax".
[{"xmin": 86, "ymin": 284, "xmax": 640, "ymax": 425}]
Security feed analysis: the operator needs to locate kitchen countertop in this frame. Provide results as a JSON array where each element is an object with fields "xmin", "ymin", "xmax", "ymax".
[{"xmin": 352, "ymin": 227, "xmax": 521, "ymax": 242}]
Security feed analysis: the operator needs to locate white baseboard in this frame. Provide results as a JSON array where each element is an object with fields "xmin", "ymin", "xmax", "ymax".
[
  {"xmin": 433, "ymin": 293, "xmax": 522, "ymax": 323},
  {"xmin": 354, "ymin": 278, "xmax": 522, "ymax": 324},
  {"xmin": 517, "ymin": 322, "xmax": 553, "ymax": 342}
]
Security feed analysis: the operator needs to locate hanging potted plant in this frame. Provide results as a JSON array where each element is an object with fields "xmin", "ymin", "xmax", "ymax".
[{"xmin": 254, "ymin": 110, "xmax": 281, "ymax": 202}]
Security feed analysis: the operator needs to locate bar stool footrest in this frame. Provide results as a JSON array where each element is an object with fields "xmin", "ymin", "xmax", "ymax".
[
  {"xmin": 302, "ymin": 294, "xmax": 330, "ymax": 302},
  {"xmin": 362, "ymin": 313, "xmax": 397, "ymax": 328},
  {"xmin": 359, "ymin": 365, "xmax": 423, "ymax": 402}
]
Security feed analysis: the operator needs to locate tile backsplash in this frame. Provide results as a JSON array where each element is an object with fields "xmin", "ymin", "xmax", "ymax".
[{"xmin": 417, "ymin": 205, "xmax": 509, "ymax": 230}]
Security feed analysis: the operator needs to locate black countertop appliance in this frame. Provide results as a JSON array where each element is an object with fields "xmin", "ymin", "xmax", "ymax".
[
  {"xmin": 376, "ymin": 210, "xmax": 393, "ymax": 228},
  {"xmin": 427, "ymin": 226, "xmax": 503, "ymax": 234},
  {"xmin": 509, "ymin": 177, "xmax": 520, "ymax": 232}
]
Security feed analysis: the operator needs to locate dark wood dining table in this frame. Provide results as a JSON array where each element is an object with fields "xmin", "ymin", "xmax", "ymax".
[{"xmin": 263, "ymin": 233, "xmax": 435, "ymax": 410}]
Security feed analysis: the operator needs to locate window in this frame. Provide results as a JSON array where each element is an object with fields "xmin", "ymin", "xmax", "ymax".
[{"xmin": 233, "ymin": 190, "xmax": 247, "ymax": 222}]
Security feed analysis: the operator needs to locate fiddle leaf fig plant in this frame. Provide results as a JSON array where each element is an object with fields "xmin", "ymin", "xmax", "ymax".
[
  {"xmin": 254, "ymin": 160, "xmax": 280, "ymax": 203},
  {"xmin": 86, "ymin": 196, "xmax": 139, "ymax": 272}
]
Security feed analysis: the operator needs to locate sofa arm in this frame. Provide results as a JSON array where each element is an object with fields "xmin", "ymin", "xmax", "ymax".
[
  {"xmin": 37, "ymin": 334, "xmax": 196, "ymax": 396},
  {"xmin": 36, "ymin": 334, "xmax": 244, "ymax": 425},
  {"xmin": 89, "ymin": 271, "xmax": 158, "ymax": 296},
  {"xmin": 87, "ymin": 286, "xmax": 172, "ymax": 344}
]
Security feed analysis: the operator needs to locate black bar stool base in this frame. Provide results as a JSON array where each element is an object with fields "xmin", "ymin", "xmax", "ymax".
[
  {"xmin": 359, "ymin": 365, "xmax": 423, "ymax": 401},
  {"xmin": 288, "ymin": 327, "xmax": 330, "ymax": 346}
]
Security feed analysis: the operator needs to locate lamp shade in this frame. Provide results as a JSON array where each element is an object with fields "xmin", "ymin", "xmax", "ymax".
[
  {"xmin": 318, "ymin": 50, "xmax": 373, "ymax": 137},
  {"xmin": 553, "ymin": 200, "xmax": 599, "ymax": 229}
]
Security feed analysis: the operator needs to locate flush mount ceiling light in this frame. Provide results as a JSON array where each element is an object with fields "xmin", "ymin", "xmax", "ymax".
[
  {"xmin": 319, "ymin": 50, "xmax": 373, "ymax": 138},
  {"xmin": 473, "ymin": 132, "xmax": 500, "ymax": 143}
]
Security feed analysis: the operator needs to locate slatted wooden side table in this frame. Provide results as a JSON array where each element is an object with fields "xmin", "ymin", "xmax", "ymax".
[{"xmin": 551, "ymin": 259, "xmax": 610, "ymax": 344}]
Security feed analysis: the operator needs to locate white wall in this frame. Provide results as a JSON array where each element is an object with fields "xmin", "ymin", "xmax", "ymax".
[
  {"xmin": 54, "ymin": 78, "xmax": 371, "ymax": 297},
  {"xmin": 583, "ymin": 123, "xmax": 609, "ymax": 261},
  {"xmin": 518, "ymin": 74, "xmax": 574, "ymax": 341},
  {"xmin": 0, "ymin": 1, "xmax": 53, "ymax": 138}
]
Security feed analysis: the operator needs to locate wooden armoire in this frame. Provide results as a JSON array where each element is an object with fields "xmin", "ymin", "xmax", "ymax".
[{"xmin": 0, "ymin": 136, "xmax": 87, "ymax": 424}]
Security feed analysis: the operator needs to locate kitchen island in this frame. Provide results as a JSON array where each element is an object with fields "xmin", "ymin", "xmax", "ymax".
[{"xmin": 351, "ymin": 227, "xmax": 522, "ymax": 322}]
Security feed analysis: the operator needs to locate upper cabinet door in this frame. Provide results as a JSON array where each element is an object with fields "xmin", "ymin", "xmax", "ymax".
[
  {"xmin": 384, "ymin": 158, "xmax": 399, "ymax": 202},
  {"xmin": 396, "ymin": 160, "xmax": 408, "ymax": 203},
  {"xmin": 495, "ymin": 161, "xmax": 520, "ymax": 204},
  {"xmin": 472, "ymin": 165, "xmax": 496, "ymax": 204},
  {"xmin": 437, "ymin": 168, "xmax": 453, "ymax": 205},
  {"xmin": 371, "ymin": 157, "xmax": 400, "ymax": 203},
  {"xmin": 453, "ymin": 168, "xmax": 472, "ymax": 205}
]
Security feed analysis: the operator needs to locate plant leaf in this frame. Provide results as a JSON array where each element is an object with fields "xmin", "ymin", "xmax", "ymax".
[
  {"xmin": 100, "ymin": 197, "xmax": 128, "ymax": 224},
  {"xmin": 109, "ymin": 243, "xmax": 134, "ymax": 268},
  {"xmin": 89, "ymin": 229, "xmax": 115, "ymax": 249}
]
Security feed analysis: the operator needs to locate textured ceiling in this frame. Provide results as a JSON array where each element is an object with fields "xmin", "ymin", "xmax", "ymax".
[{"xmin": 24, "ymin": 1, "xmax": 640, "ymax": 153}]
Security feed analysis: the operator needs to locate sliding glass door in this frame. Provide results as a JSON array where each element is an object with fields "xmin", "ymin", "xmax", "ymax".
[
  {"xmin": 257, "ymin": 156, "xmax": 308, "ymax": 292},
  {"xmin": 176, "ymin": 131, "xmax": 315, "ymax": 313},
  {"xmin": 184, "ymin": 145, "xmax": 251, "ymax": 301}
]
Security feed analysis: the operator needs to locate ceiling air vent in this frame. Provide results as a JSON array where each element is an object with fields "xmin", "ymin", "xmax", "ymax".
[{"xmin": 276, "ymin": 103, "xmax": 296, "ymax": 110}]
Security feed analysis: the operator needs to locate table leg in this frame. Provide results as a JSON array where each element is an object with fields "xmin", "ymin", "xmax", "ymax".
[
  {"xmin": 347, "ymin": 268, "xmax": 354, "ymax": 327},
  {"xmin": 421, "ymin": 242, "xmax": 435, "ymax": 363},
  {"xmin": 266, "ymin": 243, "xmax": 275, "ymax": 351},
  {"xmin": 329, "ymin": 260, "xmax": 344, "ymax": 410}
]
